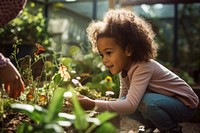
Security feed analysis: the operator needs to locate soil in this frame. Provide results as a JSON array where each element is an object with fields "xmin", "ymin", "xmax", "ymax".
[{"xmin": 0, "ymin": 112, "xmax": 34, "ymax": 133}]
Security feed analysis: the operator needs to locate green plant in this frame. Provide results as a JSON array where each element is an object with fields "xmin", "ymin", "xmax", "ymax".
[
  {"xmin": 11, "ymin": 88, "xmax": 66, "ymax": 133},
  {"xmin": 65, "ymin": 45, "xmax": 120, "ymax": 97},
  {"xmin": 7, "ymin": 39, "xmax": 57, "ymax": 106},
  {"xmin": 0, "ymin": 2, "xmax": 51, "ymax": 46},
  {"xmin": 0, "ymin": 36, "xmax": 119, "ymax": 132},
  {"xmin": 0, "ymin": 1, "xmax": 121, "ymax": 132},
  {"xmin": 11, "ymin": 88, "xmax": 117, "ymax": 133},
  {"xmin": 74, "ymin": 86, "xmax": 102, "ymax": 99}
]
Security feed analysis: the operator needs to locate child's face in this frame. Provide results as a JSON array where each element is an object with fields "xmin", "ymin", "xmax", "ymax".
[{"xmin": 97, "ymin": 37, "xmax": 132, "ymax": 75}]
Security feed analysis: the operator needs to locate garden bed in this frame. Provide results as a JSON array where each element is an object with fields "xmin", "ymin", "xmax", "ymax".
[{"xmin": 0, "ymin": 112, "xmax": 33, "ymax": 133}]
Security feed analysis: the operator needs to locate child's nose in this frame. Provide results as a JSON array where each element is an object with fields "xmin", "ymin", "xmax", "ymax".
[{"xmin": 102, "ymin": 57, "xmax": 109, "ymax": 64}]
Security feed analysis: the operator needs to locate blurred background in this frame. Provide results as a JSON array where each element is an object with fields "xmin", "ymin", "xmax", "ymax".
[{"xmin": 0, "ymin": 0, "xmax": 200, "ymax": 87}]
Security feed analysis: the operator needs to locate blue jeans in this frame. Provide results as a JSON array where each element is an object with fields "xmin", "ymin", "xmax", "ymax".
[{"xmin": 122, "ymin": 93, "xmax": 196, "ymax": 131}]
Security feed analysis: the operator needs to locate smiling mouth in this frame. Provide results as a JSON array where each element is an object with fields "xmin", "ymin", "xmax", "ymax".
[{"xmin": 107, "ymin": 65, "xmax": 114, "ymax": 69}]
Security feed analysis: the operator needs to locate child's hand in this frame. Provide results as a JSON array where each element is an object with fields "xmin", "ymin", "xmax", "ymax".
[
  {"xmin": 77, "ymin": 95, "xmax": 95, "ymax": 110},
  {"xmin": 0, "ymin": 61, "xmax": 25, "ymax": 98},
  {"xmin": 64, "ymin": 93, "xmax": 95, "ymax": 110}
]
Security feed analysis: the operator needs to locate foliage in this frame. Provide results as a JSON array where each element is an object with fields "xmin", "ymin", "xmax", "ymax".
[
  {"xmin": 177, "ymin": 4, "xmax": 200, "ymax": 84},
  {"xmin": 178, "ymin": 4, "xmax": 200, "ymax": 70},
  {"xmin": 63, "ymin": 45, "xmax": 120, "ymax": 97},
  {"xmin": 0, "ymin": 2, "xmax": 52, "ymax": 46},
  {"xmin": 0, "ymin": 2, "xmax": 121, "ymax": 130},
  {"xmin": 74, "ymin": 86, "xmax": 102, "ymax": 100},
  {"xmin": 11, "ymin": 88, "xmax": 66, "ymax": 133},
  {"xmin": 11, "ymin": 88, "xmax": 117, "ymax": 133},
  {"xmin": 0, "ymin": 39, "xmax": 119, "ymax": 132}
]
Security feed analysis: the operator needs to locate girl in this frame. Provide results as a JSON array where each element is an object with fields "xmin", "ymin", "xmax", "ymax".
[{"xmin": 76, "ymin": 9, "xmax": 199, "ymax": 133}]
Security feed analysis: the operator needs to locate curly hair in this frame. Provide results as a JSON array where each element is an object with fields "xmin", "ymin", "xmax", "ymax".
[{"xmin": 86, "ymin": 9, "xmax": 158, "ymax": 63}]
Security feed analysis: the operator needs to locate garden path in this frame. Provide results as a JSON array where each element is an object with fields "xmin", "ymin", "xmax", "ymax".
[{"xmin": 120, "ymin": 116, "xmax": 200, "ymax": 133}]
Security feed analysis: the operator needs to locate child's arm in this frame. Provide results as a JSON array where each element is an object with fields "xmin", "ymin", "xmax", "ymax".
[{"xmin": 77, "ymin": 95, "xmax": 95, "ymax": 110}]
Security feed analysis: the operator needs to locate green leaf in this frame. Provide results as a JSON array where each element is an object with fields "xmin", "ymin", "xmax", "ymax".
[
  {"xmin": 71, "ymin": 90, "xmax": 89, "ymax": 131},
  {"xmin": 58, "ymin": 112, "xmax": 75, "ymax": 121},
  {"xmin": 16, "ymin": 123, "xmax": 33, "ymax": 133},
  {"xmin": 96, "ymin": 111, "xmax": 117, "ymax": 124},
  {"xmin": 43, "ymin": 123, "xmax": 64, "ymax": 133},
  {"xmin": 30, "ymin": 105, "xmax": 48, "ymax": 123},
  {"xmin": 11, "ymin": 103, "xmax": 34, "ymax": 112},
  {"xmin": 95, "ymin": 122, "xmax": 117, "ymax": 133},
  {"xmin": 69, "ymin": 45, "xmax": 80, "ymax": 56},
  {"xmin": 52, "ymin": 73, "xmax": 62, "ymax": 85},
  {"xmin": 44, "ymin": 88, "xmax": 66, "ymax": 123},
  {"xmin": 60, "ymin": 57, "xmax": 74, "ymax": 71},
  {"xmin": 86, "ymin": 111, "xmax": 116, "ymax": 133},
  {"xmin": 11, "ymin": 104, "xmax": 47, "ymax": 123},
  {"xmin": 60, "ymin": 57, "xmax": 72, "ymax": 67}
]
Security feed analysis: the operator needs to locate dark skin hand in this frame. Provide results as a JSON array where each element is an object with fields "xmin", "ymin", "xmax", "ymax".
[
  {"xmin": 77, "ymin": 95, "xmax": 95, "ymax": 110},
  {"xmin": 0, "ymin": 61, "xmax": 25, "ymax": 98},
  {"xmin": 66, "ymin": 95, "xmax": 95, "ymax": 110}
]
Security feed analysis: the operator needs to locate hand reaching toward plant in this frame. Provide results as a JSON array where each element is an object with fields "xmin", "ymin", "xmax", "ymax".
[
  {"xmin": 77, "ymin": 95, "xmax": 95, "ymax": 110},
  {"xmin": 0, "ymin": 53, "xmax": 25, "ymax": 98},
  {"xmin": 0, "ymin": 0, "xmax": 27, "ymax": 98},
  {"xmin": 65, "ymin": 94, "xmax": 95, "ymax": 111}
]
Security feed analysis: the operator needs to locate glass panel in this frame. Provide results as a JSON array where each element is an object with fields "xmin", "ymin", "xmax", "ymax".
[
  {"xmin": 61, "ymin": 0, "xmax": 108, "ymax": 19},
  {"xmin": 131, "ymin": 4, "xmax": 175, "ymax": 63},
  {"xmin": 132, "ymin": 4, "xmax": 174, "ymax": 18}
]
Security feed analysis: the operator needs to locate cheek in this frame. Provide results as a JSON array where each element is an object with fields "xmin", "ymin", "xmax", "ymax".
[{"xmin": 116, "ymin": 55, "xmax": 130, "ymax": 67}]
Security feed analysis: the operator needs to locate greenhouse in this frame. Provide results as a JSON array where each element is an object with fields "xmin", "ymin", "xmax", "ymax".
[{"xmin": 0, "ymin": 0, "xmax": 200, "ymax": 133}]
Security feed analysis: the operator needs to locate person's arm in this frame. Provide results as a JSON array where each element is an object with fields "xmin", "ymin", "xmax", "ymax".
[
  {"xmin": 94, "ymin": 62, "xmax": 154, "ymax": 115},
  {"xmin": 118, "ymin": 75, "xmax": 128, "ymax": 98},
  {"xmin": 77, "ymin": 95, "xmax": 95, "ymax": 110},
  {"xmin": 74, "ymin": 62, "xmax": 154, "ymax": 115},
  {"xmin": 0, "ymin": 53, "xmax": 25, "ymax": 98}
]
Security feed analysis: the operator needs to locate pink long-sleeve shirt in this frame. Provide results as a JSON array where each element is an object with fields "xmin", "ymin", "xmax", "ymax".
[{"xmin": 95, "ymin": 59, "xmax": 199, "ymax": 115}]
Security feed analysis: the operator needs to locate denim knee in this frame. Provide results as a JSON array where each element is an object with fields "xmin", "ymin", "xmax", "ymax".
[
  {"xmin": 137, "ymin": 93, "xmax": 195, "ymax": 131},
  {"xmin": 137, "ymin": 93, "xmax": 156, "ymax": 114}
]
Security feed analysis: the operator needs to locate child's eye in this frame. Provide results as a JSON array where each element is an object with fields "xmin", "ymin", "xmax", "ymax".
[{"xmin": 106, "ymin": 51, "xmax": 112, "ymax": 56}]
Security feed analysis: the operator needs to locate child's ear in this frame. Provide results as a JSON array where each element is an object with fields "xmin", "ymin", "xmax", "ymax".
[{"xmin": 125, "ymin": 47, "xmax": 132, "ymax": 57}]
